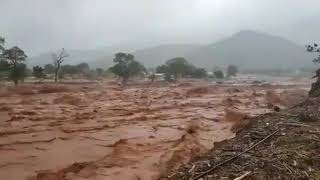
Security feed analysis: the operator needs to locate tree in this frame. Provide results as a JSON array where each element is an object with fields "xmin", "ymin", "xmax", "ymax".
[
  {"xmin": 33, "ymin": 66, "xmax": 46, "ymax": 80},
  {"xmin": 52, "ymin": 48, "xmax": 69, "ymax": 82},
  {"xmin": 166, "ymin": 57, "xmax": 193, "ymax": 79},
  {"xmin": 156, "ymin": 57, "xmax": 193, "ymax": 80},
  {"xmin": 2, "ymin": 46, "xmax": 27, "ymax": 85},
  {"xmin": 226, "ymin": 65, "xmax": 239, "ymax": 77},
  {"xmin": 2, "ymin": 46, "xmax": 27, "ymax": 68},
  {"xmin": 44, "ymin": 64, "xmax": 55, "ymax": 74},
  {"xmin": 214, "ymin": 70, "xmax": 224, "ymax": 79},
  {"xmin": 0, "ymin": 60, "xmax": 9, "ymax": 70},
  {"xmin": 9, "ymin": 63, "xmax": 27, "ymax": 84},
  {"xmin": 0, "ymin": 60, "xmax": 10, "ymax": 80},
  {"xmin": 307, "ymin": 44, "xmax": 320, "ymax": 63},
  {"xmin": 0, "ymin": 36, "xmax": 4, "ymax": 54},
  {"xmin": 109, "ymin": 52, "xmax": 146, "ymax": 85},
  {"xmin": 306, "ymin": 44, "xmax": 320, "ymax": 96}
]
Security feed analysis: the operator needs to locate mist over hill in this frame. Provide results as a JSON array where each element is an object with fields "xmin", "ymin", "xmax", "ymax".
[
  {"xmin": 185, "ymin": 30, "xmax": 314, "ymax": 70},
  {"xmin": 28, "ymin": 30, "xmax": 315, "ymax": 70}
]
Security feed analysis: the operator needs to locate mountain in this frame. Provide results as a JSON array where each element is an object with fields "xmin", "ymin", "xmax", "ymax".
[
  {"xmin": 28, "ymin": 30, "xmax": 315, "ymax": 70},
  {"xmin": 90, "ymin": 44, "xmax": 201, "ymax": 68},
  {"xmin": 132, "ymin": 44, "xmax": 201, "ymax": 67},
  {"xmin": 185, "ymin": 30, "xmax": 314, "ymax": 70}
]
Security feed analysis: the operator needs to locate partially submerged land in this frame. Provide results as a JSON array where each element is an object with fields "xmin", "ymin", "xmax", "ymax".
[{"xmin": 0, "ymin": 76, "xmax": 312, "ymax": 180}]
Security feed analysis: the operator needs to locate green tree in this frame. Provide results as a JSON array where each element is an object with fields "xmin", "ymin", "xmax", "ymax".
[
  {"xmin": 52, "ymin": 48, "xmax": 69, "ymax": 82},
  {"xmin": 109, "ymin": 52, "xmax": 146, "ymax": 85},
  {"xmin": 307, "ymin": 44, "xmax": 320, "ymax": 63},
  {"xmin": 0, "ymin": 37, "xmax": 9, "ymax": 80},
  {"xmin": 33, "ymin": 66, "xmax": 46, "ymax": 80},
  {"xmin": 156, "ymin": 57, "xmax": 193, "ymax": 80},
  {"xmin": 2, "ymin": 46, "xmax": 27, "ymax": 68},
  {"xmin": 0, "ymin": 60, "xmax": 10, "ymax": 80},
  {"xmin": 9, "ymin": 63, "xmax": 27, "ymax": 84},
  {"xmin": 226, "ymin": 65, "xmax": 239, "ymax": 77},
  {"xmin": 166, "ymin": 57, "xmax": 192, "ymax": 79},
  {"xmin": 2, "ymin": 46, "xmax": 27, "ymax": 85},
  {"xmin": 306, "ymin": 44, "xmax": 320, "ymax": 96}
]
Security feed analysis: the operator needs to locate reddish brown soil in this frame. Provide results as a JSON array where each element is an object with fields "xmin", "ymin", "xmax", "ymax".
[{"xmin": 0, "ymin": 78, "xmax": 310, "ymax": 180}]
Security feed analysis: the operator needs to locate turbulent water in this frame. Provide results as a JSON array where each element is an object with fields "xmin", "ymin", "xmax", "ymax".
[{"xmin": 0, "ymin": 77, "xmax": 311, "ymax": 180}]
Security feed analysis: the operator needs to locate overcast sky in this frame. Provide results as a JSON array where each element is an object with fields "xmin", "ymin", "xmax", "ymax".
[{"xmin": 1, "ymin": 0, "xmax": 320, "ymax": 55}]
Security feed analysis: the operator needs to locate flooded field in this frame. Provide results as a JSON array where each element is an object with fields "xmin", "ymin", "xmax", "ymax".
[{"xmin": 0, "ymin": 77, "xmax": 311, "ymax": 180}]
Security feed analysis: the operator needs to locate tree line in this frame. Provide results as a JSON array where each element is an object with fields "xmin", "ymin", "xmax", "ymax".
[
  {"xmin": 0, "ymin": 36, "xmax": 239, "ymax": 85},
  {"xmin": 0, "ymin": 37, "xmax": 107, "ymax": 84},
  {"xmin": 109, "ymin": 53, "xmax": 239, "ymax": 84}
]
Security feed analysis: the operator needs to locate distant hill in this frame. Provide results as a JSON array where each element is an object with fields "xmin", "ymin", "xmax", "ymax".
[
  {"xmin": 28, "ymin": 30, "xmax": 315, "ymax": 70},
  {"xmin": 132, "ymin": 44, "xmax": 201, "ymax": 67},
  {"xmin": 185, "ymin": 30, "xmax": 314, "ymax": 70}
]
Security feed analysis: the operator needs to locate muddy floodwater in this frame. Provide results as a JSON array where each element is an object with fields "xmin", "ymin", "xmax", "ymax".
[{"xmin": 0, "ymin": 77, "xmax": 311, "ymax": 180}]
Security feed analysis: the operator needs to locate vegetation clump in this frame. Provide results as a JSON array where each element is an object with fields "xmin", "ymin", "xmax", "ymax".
[
  {"xmin": 109, "ymin": 52, "xmax": 146, "ymax": 85},
  {"xmin": 156, "ymin": 57, "xmax": 208, "ymax": 81},
  {"xmin": 307, "ymin": 44, "xmax": 320, "ymax": 97},
  {"xmin": 33, "ymin": 66, "xmax": 46, "ymax": 81},
  {"xmin": 0, "ymin": 37, "xmax": 28, "ymax": 85}
]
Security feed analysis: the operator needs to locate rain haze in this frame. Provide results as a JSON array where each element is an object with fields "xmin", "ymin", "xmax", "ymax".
[
  {"xmin": 2, "ymin": 1, "xmax": 320, "ymax": 180},
  {"xmin": 1, "ymin": 0, "xmax": 320, "ymax": 54}
]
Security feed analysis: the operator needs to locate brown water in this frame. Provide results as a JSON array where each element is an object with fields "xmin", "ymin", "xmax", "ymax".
[{"xmin": 0, "ymin": 79, "xmax": 310, "ymax": 180}]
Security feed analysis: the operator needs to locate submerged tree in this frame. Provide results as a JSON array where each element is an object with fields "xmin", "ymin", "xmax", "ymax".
[
  {"xmin": 307, "ymin": 44, "xmax": 320, "ymax": 97},
  {"xmin": 109, "ymin": 53, "xmax": 146, "ymax": 85},
  {"xmin": 52, "ymin": 48, "xmax": 69, "ymax": 82}
]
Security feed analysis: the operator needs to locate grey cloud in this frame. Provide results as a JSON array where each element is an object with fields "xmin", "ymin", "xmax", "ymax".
[{"xmin": 0, "ymin": 0, "xmax": 319, "ymax": 55}]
